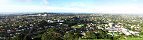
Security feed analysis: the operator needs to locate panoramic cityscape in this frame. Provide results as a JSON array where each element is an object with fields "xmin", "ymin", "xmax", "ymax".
[{"xmin": 0, "ymin": 0, "xmax": 143, "ymax": 40}]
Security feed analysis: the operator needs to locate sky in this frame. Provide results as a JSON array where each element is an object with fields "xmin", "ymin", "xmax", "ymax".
[{"xmin": 0, "ymin": 0, "xmax": 143, "ymax": 14}]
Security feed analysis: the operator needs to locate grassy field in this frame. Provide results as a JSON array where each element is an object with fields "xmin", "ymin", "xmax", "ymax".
[
  {"xmin": 123, "ymin": 37, "xmax": 143, "ymax": 40},
  {"xmin": 80, "ymin": 36, "xmax": 143, "ymax": 40},
  {"xmin": 81, "ymin": 39, "xmax": 110, "ymax": 40}
]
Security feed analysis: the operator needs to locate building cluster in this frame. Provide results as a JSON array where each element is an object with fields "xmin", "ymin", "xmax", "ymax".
[{"xmin": 0, "ymin": 13, "xmax": 143, "ymax": 40}]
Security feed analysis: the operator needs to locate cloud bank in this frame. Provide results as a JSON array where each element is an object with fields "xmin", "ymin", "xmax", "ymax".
[{"xmin": 0, "ymin": 0, "xmax": 143, "ymax": 14}]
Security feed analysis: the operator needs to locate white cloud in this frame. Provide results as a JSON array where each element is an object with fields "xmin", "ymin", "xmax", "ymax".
[
  {"xmin": 0, "ymin": 5, "xmax": 143, "ymax": 14},
  {"xmin": 0, "ymin": 0, "xmax": 143, "ymax": 14},
  {"xmin": 0, "ymin": 4, "xmax": 143, "ymax": 14},
  {"xmin": 43, "ymin": 0, "xmax": 48, "ymax": 5},
  {"xmin": 132, "ymin": 0, "xmax": 138, "ymax": 1},
  {"xmin": 94, "ymin": 5, "xmax": 143, "ymax": 14},
  {"xmin": 0, "ymin": 5, "xmax": 95, "ymax": 13},
  {"xmin": 14, "ymin": 0, "xmax": 33, "ymax": 2},
  {"xmin": 47, "ymin": 7, "xmax": 95, "ymax": 13},
  {"xmin": 0, "ymin": 0, "xmax": 11, "ymax": 6},
  {"xmin": 66, "ymin": 2, "xmax": 95, "ymax": 9}
]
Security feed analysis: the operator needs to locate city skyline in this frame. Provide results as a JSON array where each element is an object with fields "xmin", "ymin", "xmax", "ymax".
[{"xmin": 0, "ymin": 0, "xmax": 143, "ymax": 14}]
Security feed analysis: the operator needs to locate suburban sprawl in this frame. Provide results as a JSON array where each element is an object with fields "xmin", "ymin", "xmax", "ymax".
[{"xmin": 0, "ymin": 13, "xmax": 143, "ymax": 40}]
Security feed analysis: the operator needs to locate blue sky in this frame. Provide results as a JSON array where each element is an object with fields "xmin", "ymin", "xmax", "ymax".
[{"xmin": 0, "ymin": 0, "xmax": 143, "ymax": 14}]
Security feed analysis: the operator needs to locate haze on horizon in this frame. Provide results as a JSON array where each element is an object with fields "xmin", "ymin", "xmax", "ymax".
[{"xmin": 0, "ymin": 0, "xmax": 143, "ymax": 14}]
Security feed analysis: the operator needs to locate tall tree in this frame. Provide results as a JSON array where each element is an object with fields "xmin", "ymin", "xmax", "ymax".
[{"xmin": 41, "ymin": 28, "xmax": 62, "ymax": 40}]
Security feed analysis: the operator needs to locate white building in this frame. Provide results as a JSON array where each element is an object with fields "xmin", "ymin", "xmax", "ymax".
[{"xmin": 106, "ymin": 23, "xmax": 140, "ymax": 36}]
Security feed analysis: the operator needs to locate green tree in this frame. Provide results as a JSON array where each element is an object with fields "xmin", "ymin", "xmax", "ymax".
[
  {"xmin": 41, "ymin": 28, "xmax": 62, "ymax": 40},
  {"xmin": 11, "ymin": 35, "xmax": 24, "ymax": 40},
  {"xmin": 63, "ymin": 31, "xmax": 81, "ymax": 40},
  {"xmin": 82, "ymin": 31, "xmax": 96, "ymax": 39},
  {"xmin": 63, "ymin": 32, "xmax": 74, "ymax": 40}
]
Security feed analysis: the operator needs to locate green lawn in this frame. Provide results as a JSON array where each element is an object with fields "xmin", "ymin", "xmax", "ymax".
[
  {"xmin": 122, "ymin": 37, "xmax": 143, "ymax": 40},
  {"xmin": 120, "ymin": 35, "xmax": 143, "ymax": 40},
  {"xmin": 80, "ymin": 39, "xmax": 110, "ymax": 40},
  {"xmin": 71, "ymin": 24, "xmax": 84, "ymax": 28}
]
